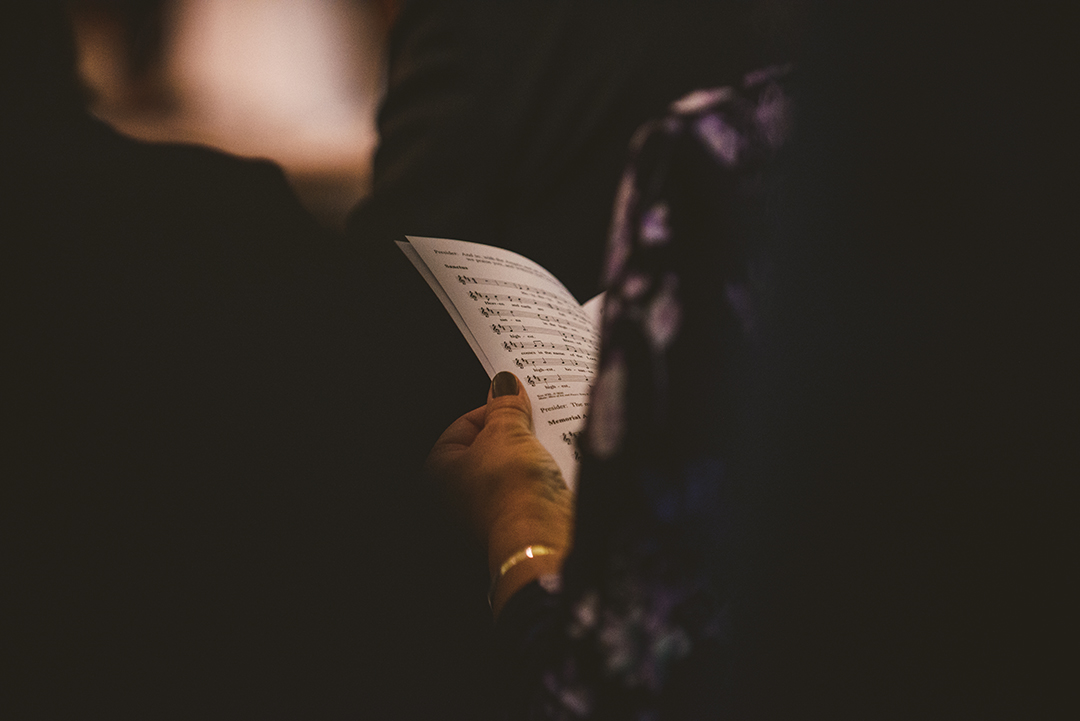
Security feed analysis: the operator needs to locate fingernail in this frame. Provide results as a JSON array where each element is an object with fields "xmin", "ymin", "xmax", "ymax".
[{"xmin": 491, "ymin": 371, "xmax": 518, "ymax": 397}]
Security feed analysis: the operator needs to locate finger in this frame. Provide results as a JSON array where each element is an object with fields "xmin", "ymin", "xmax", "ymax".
[
  {"xmin": 485, "ymin": 371, "xmax": 534, "ymax": 433},
  {"xmin": 426, "ymin": 405, "xmax": 486, "ymax": 480},
  {"xmin": 432, "ymin": 404, "xmax": 487, "ymax": 449}
]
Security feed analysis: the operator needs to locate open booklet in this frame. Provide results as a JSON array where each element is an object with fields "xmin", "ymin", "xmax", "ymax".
[{"xmin": 398, "ymin": 236, "xmax": 603, "ymax": 490}]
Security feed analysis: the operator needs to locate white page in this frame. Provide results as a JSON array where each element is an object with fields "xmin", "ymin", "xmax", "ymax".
[
  {"xmin": 397, "ymin": 240, "xmax": 490, "ymax": 373},
  {"xmin": 400, "ymin": 236, "xmax": 601, "ymax": 490}
]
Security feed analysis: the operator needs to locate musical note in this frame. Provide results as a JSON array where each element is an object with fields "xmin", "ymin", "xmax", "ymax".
[
  {"xmin": 405, "ymin": 234, "xmax": 602, "ymax": 490},
  {"xmin": 475, "ymin": 307, "xmax": 591, "ymax": 332},
  {"xmin": 503, "ymin": 339, "xmax": 599, "ymax": 357},
  {"xmin": 464, "ymin": 291, "xmax": 588, "ymax": 319},
  {"xmin": 488, "ymin": 323, "xmax": 596, "ymax": 343},
  {"xmin": 526, "ymin": 373, "xmax": 589, "ymax": 386},
  {"xmin": 513, "ymin": 356, "xmax": 588, "ymax": 369},
  {"xmin": 454, "ymin": 276, "xmax": 565, "ymax": 301}
]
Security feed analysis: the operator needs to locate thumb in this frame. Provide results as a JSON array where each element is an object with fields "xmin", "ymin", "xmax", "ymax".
[{"xmin": 485, "ymin": 371, "xmax": 534, "ymax": 433}]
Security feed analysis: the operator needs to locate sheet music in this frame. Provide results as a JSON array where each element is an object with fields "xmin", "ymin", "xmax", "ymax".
[{"xmin": 398, "ymin": 236, "xmax": 602, "ymax": 490}]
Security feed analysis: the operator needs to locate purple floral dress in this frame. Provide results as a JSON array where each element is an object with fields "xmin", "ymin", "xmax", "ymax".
[{"xmin": 494, "ymin": 67, "xmax": 793, "ymax": 719}]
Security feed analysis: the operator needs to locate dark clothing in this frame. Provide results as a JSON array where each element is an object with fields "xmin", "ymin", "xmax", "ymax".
[
  {"xmin": 2, "ymin": 103, "xmax": 506, "ymax": 717},
  {"xmin": 344, "ymin": 0, "xmax": 768, "ymax": 551},
  {"xmin": 1, "ymin": 114, "xmax": 386, "ymax": 718},
  {"xmin": 494, "ymin": 3, "xmax": 1074, "ymax": 718},
  {"xmin": 350, "ymin": 0, "xmax": 760, "ymax": 300},
  {"xmin": 493, "ymin": 69, "xmax": 792, "ymax": 720},
  {"xmin": 343, "ymin": 9, "xmax": 775, "ymax": 718}
]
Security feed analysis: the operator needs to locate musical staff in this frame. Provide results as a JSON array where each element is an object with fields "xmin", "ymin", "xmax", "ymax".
[
  {"xmin": 467, "ymin": 291, "xmax": 589, "ymax": 319},
  {"xmin": 406, "ymin": 235, "xmax": 599, "ymax": 492},
  {"xmin": 526, "ymin": 373, "xmax": 589, "ymax": 386},
  {"xmin": 457, "ymin": 275, "xmax": 564, "ymax": 302},
  {"xmin": 503, "ymin": 339, "xmax": 598, "ymax": 357},
  {"xmin": 478, "ymin": 306, "xmax": 591, "ymax": 332},
  {"xmin": 514, "ymin": 356, "xmax": 589, "ymax": 369},
  {"xmin": 490, "ymin": 324, "xmax": 594, "ymax": 343}
]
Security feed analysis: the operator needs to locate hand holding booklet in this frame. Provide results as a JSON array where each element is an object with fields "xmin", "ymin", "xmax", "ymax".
[{"xmin": 398, "ymin": 236, "xmax": 603, "ymax": 490}]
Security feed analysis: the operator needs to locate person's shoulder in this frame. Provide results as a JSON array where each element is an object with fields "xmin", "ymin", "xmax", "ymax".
[
  {"xmin": 82, "ymin": 119, "xmax": 326, "ymax": 247},
  {"xmin": 92, "ymin": 120, "xmax": 292, "ymax": 203},
  {"xmin": 668, "ymin": 65, "xmax": 793, "ymax": 132},
  {"xmin": 624, "ymin": 65, "xmax": 796, "ymax": 174}
]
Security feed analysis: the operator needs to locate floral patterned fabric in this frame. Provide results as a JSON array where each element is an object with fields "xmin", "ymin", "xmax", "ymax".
[{"xmin": 494, "ymin": 67, "xmax": 793, "ymax": 720}]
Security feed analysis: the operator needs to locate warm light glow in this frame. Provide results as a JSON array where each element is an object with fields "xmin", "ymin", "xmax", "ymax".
[{"xmin": 167, "ymin": 0, "xmax": 382, "ymax": 171}]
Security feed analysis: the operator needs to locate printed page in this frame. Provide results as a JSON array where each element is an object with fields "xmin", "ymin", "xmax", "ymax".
[{"xmin": 398, "ymin": 236, "xmax": 600, "ymax": 490}]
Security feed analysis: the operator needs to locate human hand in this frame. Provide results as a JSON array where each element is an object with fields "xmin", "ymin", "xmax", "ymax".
[{"xmin": 427, "ymin": 371, "xmax": 573, "ymax": 614}]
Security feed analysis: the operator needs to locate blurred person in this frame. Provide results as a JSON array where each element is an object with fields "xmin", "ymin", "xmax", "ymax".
[
  {"xmin": 428, "ymin": 63, "xmax": 795, "ymax": 718},
  {"xmin": 346, "ymin": 1, "xmax": 787, "ymax": 448},
  {"xmin": 1, "ymin": 4, "xmax": 403, "ymax": 717},
  {"xmin": 350, "ymin": 0, "xmax": 775, "ymax": 299},
  {"xmin": 426, "ymin": 1, "xmax": 1073, "ymax": 718},
  {"xmin": 343, "ymin": 4, "xmax": 794, "ymax": 716}
]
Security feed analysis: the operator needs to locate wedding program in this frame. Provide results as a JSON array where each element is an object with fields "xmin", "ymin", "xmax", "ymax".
[{"xmin": 398, "ymin": 236, "xmax": 604, "ymax": 490}]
